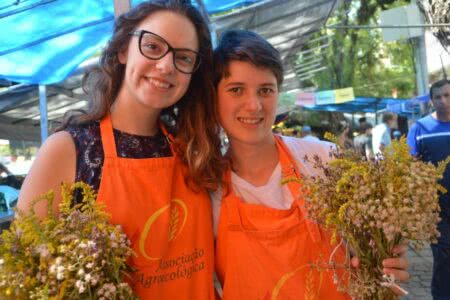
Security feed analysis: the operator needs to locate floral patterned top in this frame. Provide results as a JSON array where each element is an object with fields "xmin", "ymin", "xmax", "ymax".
[{"xmin": 66, "ymin": 121, "xmax": 172, "ymax": 196}]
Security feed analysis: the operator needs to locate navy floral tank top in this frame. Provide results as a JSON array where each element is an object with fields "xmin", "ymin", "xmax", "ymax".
[{"xmin": 66, "ymin": 121, "xmax": 172, "ymax": 193}]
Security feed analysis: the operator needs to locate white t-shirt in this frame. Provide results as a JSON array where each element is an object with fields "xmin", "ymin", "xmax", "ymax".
[
  {"xmin": 372, "ymin": 123, "xmax": 391, "ymax": 156},
  {"xmin": 300, "ymin": 135, "xmax": 320, "ymax": 142},
  {"xmin": 211, "ymin": 136, "xmax": 334, "ymax": 234}
]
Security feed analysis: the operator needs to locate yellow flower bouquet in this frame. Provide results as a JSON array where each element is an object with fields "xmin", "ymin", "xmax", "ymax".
[
  {"xmin": 0, "ymin": 182, "xmax": 137, "ymax": 300},
  {"xmin": 298, "ymin": 136, "xmax": 449, "ymax": 300}
]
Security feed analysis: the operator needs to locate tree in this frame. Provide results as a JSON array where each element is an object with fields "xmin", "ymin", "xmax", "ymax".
[
  {"xmin": 297, "ymin": 0, "xmax": 417, "ymax": 98},
  {"xmin": 419, "ymin": 0, "xmax": 450, "ymax": 52}
]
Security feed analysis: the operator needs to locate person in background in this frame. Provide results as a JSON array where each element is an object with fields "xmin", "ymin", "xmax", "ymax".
[
  {"xmin": 407, "ymin": 78, "xmax": 450, "ymax": 300},
  {"xmin": 372, "ymin": 112, "xmax": 396, "ymax": 157},
  {"xmin": 300, "ymin": 125, "xmax": 320, "ymax": 141},
  {"xmin": 358, "ymin": 116, "xmax": 367, "ymax": 127},
  {"xmin": 337, "ymin": 122, "xmax": 353, "ymax": 149},
  {"xmin": 211, "ymin": 29, "xmax": 409, "ymax": 299},
  {"xmin": 353, "ymin": 122, "xmax": 373, "ymax": 159},
  {"xmin": 17, "ymin": 1, "xmax": 224, "ymax": 298},
  {"xmin": 392, "ymin": 130, "xmax": 402, "ymax": 141},
  {"xmin": 291, "ymin": 125, "xmax": 302, "ymax": 138}
]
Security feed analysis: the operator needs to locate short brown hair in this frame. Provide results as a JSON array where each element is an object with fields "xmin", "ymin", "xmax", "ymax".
[
  {"xmin": 382, "ymin": 112, "xmax": 395, "ymax": 124},
  {"xmin": 213, "ymin": 30, "xmax": 283, "ymax": 87}
]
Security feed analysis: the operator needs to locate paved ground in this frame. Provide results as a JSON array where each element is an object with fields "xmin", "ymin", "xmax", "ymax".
[{"xmin": 402, "ymin": 244, "xmax": 433, "ymax": 300}]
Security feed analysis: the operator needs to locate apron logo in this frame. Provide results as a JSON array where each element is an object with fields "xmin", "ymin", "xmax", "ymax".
[
  {"xmin": 139, "ymin": 199, "xmax": 188, "ymax": 260},
  {"xmin": 271, "ymin": 265, "xmax": 321, "ymax": 300}
]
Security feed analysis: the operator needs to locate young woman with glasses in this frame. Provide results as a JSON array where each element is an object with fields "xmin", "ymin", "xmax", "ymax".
[{"xmin": 18, "ymin": 1, "xmax": 224, "ymax": 298}]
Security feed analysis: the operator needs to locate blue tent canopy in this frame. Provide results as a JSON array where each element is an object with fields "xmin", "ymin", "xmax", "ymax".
[
  {"xmin": 203, "ymin": 0, "xmax": 261, "ymax": 14},
  {"xmin": 301, "ymin": 97, "xmax": 415, "ymax": 114},
  {"xmin": 0, "ymin": 0, "xmax": 340, "ymax": 142},
  {"xmin": 0, "ymin": 0, "xmax": 264, "ymax": 84}
]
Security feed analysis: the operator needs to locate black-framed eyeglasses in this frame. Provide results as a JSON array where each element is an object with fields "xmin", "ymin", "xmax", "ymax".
[{"xmin": 129, "ymin": 30, "xmax": 201, "ymax": 74}]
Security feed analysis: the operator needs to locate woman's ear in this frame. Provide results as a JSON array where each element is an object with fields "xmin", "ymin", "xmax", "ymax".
[{"xmin": 118, "ymin": 48, "xmax": 128, "ymax": 65}]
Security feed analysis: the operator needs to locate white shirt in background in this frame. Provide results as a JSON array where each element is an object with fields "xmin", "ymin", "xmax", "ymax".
[
  {"xmin": 371, "ymin": 123, "xmax": 391, "ymax": 156},
  {"xmin": 300, "ymin": 134, "xmax": 320, "ymax": 142}
]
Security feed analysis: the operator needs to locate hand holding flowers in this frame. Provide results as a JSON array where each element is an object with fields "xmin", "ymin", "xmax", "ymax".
[{"xmin": 350, "ymin": 243, "xmax": 410, "ymax": 296}]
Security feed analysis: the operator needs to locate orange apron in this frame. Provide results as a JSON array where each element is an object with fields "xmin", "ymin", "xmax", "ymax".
[
  {"xmin": 97, "ymin": 115, "xmax": 215, "ymax": 299},
  {"xmin": 215, "ymin": 136, "xmax": 350, "ymax": 300}
]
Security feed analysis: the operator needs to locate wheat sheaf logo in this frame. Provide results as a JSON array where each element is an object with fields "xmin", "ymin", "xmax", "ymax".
[
  {"xmin": 270, "ymin": 265, "xmax": 322, "ymax": 300},
  {"xmin": 139, "ymin": 199, "xmax": 188, "ymax": 260}
]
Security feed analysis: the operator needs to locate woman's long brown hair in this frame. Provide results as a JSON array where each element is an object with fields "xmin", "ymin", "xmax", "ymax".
[{"xmin": 59, "ymin": 0, "xmax": 225, "ymax": 191}]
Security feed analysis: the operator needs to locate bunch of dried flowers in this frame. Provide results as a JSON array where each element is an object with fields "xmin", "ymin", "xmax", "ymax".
[
  {"xmin": 298, "ymin": 135, "xmax": 449, "ymax": 300},
  {"xmin": 0, "ymin": 182, "xmax": 137, "ymax": 300}
]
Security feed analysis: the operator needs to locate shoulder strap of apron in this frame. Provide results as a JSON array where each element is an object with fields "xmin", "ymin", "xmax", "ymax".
[
  {"xmin": 100, "ymin": 114, "xmax": 117, "ymax": 158},
  {"xmin": 159, "ymin": 121, "xmax": 176, "ymax": 156},
  {"xmin": 275, "ymin": 135, "xmax": 322, "ymax": 243},
  {"xmin": 221, "ymin": 167, "xmax": 246, "ymax": 230}
]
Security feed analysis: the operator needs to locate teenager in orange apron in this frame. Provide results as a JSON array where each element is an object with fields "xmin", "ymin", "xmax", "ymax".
[
  {"xmin": 215, "ymin": 136, "xmax": 350, "ymax": 300},
  {"xmin": 18, "ymin": 2, "xmax": 221, "ymax": 299},
  {"xmin": 212, "ymin": 29, "xmax": 410, "ymax": 299}
]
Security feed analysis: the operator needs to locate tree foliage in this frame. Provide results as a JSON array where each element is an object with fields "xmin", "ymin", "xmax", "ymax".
[{"xmin": 298, "ymin": 0, "xmax": 417, "ymax": 98}]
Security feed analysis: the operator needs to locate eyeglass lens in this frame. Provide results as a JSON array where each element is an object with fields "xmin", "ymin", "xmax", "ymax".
[{"xmin": 140, "ymin": 32, "xmax": 199, "ymax": 73}]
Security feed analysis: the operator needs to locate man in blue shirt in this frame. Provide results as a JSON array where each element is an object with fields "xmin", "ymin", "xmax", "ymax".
[{"xmin": 407, "ymin": 79, "xmax": 450, "ymax": 300}]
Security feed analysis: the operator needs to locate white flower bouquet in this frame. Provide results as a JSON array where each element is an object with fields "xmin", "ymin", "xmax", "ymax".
[
  {"xmin": 297, "ymin": 135, "xmax": 449, "ymax": 299},
  {"xmin": 0, "ymin": 182, "xmax": 137, "ymax": 300}
]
